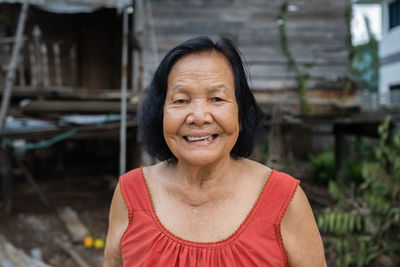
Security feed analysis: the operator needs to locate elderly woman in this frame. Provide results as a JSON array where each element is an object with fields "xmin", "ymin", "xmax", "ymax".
[{"xmin": 104, "ymin": 36, "xmax": 326, "ymax": 266}]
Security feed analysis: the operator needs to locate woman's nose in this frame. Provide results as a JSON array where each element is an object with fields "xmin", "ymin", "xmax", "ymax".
[{"xmin": 186, "ymin": 101, "xmax": 213, "ymax": 125}]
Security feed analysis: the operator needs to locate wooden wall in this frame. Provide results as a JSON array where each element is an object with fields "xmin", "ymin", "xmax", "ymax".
[
  {"xmin": 0, "ymin": 5, "xmax": 122, "ymax": 90},
  {"xmin": 137, "ymin": 0, "xmax": 350, "ymax": 92}
]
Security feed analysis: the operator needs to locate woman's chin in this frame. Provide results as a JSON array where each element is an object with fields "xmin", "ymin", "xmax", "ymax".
[{"xmin": 176, "ymin": 153, "xmax": 229, "ymax": 167}]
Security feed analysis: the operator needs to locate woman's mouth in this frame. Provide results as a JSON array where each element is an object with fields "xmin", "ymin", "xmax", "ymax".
[{"xmin": 184, "ymin": 134, "xmax": 218, "ymax": 142}]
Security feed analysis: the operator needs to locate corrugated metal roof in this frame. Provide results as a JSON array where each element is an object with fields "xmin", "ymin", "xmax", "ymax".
[{"xmin": 0, "ymin": 0, "xmax": 132, "ymax": 12}]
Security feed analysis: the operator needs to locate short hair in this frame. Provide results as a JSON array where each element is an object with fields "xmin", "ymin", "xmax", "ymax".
[{"xmin": 139, "ymin": 36, "xmax": 264, "ymax": 162}]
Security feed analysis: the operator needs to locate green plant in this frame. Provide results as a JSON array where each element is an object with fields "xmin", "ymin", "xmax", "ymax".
[
  {"xmin": 309, "ymin": 150, "xmax": 335, "ymax": 186},
  {"xmin": 258, "ymin": 136, "xmax": 269, "ymax": 163},
  {"xmin": 318, "ymin": 117, "xmax": 400, "ymax": 266},
  {"xmin": 278, "ymin": 1, "xmax": 312, "ymax": 114}
]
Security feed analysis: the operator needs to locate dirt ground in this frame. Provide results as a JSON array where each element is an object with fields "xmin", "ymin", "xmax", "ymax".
[{"xmin": 0, "ymin": 167, "xmax": 115, "ymax": 266}]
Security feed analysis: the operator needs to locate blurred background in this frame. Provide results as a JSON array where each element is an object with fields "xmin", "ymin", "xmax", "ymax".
[{"xmin": 0, "ymin": 0, "xmax": 399, "ymax": 266}]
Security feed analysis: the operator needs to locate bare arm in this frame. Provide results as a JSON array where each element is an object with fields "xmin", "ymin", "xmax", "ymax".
[
  {"xmin": 281, "ymin": 186, "xmax": 327, "ymax": 267},
  {"xmin": 104, "ymin": 183, "xmax": 129, "ymax": 267}
]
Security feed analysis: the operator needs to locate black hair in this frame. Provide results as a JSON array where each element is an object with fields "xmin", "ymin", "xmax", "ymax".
[{"xmin": 139, "ymin": 36, "xmax": 264, "ymax": 162}]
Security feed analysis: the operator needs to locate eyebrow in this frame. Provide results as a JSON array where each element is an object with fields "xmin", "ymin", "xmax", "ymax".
[
  {"xmin": 170, "ymin": 85, "xmax": 183, "ymax": 91},
  {"xmin": 216, "ymin": 85, "xmax": 230, "ymax": 91}
]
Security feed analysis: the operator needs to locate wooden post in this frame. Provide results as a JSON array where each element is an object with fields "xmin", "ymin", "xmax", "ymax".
[
  {"xmin": 120, "ymin": 7, "xmax": 129, "ymax": 175},
  {"xmin": 69, "ymin": 45, "xmax": 76, "ymax": 88},
  {"xmin": 130, "ymin": 6, "xmax": 135, "ymax": 93},
  {"xmin": 3, "ymin": 44, "xmax": 11, "ymax": 70},
  {"xmin": 0, "ymin": 2, "xmax": 29, "ymax": 136},
  {"xmin": 17, "ymin": 159, "xmax": 49, "ymax": 206},
  {"xmin": 69, "ymin": 45, "xmax": 77, "ymax": 88},
  {"xmin": 53, "ymin": 43, "xmax": 62, "ymax": 86},
  {"xmin": 32, "ymin": 25, "xmax": 43, "ymax": 86},
  {"xmin": 29, "ymin": 42, "xmax": 37, "ymax": 86},
  {"xmin": 144, "ymin": 0, "xmax": 158, "ymax": 67},
  {"xmin": 334, "ymin": 124, "xmax": 347, "ymax": 182},
  {"xmin": 133, "ymin": 0, "xmax": 150, "ymax": 166},
  {"xmin": 41, "ymin": 44, "xmax": 49, "ymax": 87},
  {"xmin": 18, "ymin": 47, "xmax": 25, "ymax": 86},
  {"xmin": 267, "ymin": 107, "xmax": 284, "ymax": 170},
  {"xmin": 133, "ymin": 0, "xmax": 144, "ymax": 96},
  {"xmin": 0, "ymin": 143, "xmax": 13, "ymax": 213}
]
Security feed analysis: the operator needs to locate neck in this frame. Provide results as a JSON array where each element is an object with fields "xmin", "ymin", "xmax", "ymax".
[
  {"xmin": 176, "ymin": 156, "xmax": 234, "ymax": 188},
  {"xmin": 165, "ymin": 157, "xmax": 239, "ymax": 207}
]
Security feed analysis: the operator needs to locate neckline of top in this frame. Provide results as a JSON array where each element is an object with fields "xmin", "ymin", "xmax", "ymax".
[{"xmin": 139, "ymin": 165, "xmax": 276, "ymax": 248}]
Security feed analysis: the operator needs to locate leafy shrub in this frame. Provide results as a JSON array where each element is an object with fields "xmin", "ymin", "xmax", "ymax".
[
  {"xmin": 317, "ymin": 117, "xmax": 400, "ymax": 266},
  {"xmin": 309, "ymin": 150, "xmax": 335, "ymax": 186}
]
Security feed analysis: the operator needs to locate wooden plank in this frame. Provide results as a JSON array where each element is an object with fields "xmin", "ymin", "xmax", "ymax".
[
  {"xmin": 0, "ymin": 235, "xmax": 52, "ymax": 267},
  {"xmin": 141, "ymin": 0, "xmax": 350, "ymax": 94},
  {"xmin": 41, "ymin": 44, "xmax": 50, "ymax": 87},
  {"xmin": 3, "ymin": 120, "xmax": 137, "ymax": 140},
  {"xmin": 55, "ymin": 239, "xmax": 90, "ymax": 267},
  {"xmin": 33, "ymin": 25, "xmax": 43, "ymax": 86},
  {"xmin": 69, "ymin": 45, "xmax": 77, "ymax": 87},
  {"xmin": 21, "ymin": 100, "xmax": 138, "ymax": 114},
  {"xmin": 1, "ymin": 144, "xmax": 13, "ymax": 213},
  {"xmin": 29, "ymin": 42, "xmax": 38, "ymax": 86},
  {"xmin": 0, "ymin": 2, "xmax": 29, "ymax": 135},
  {"xmin": 53, "ymin": 43, "xmax": 62, "ymax": 86},
  {"xmin": 58, "ymin": 207, "xmax": 88, "ymax": 243},
  {"xmin": 18, "ymin": 47, "xmax": 25, "ymax": 86},
  {"xmin": 248, "ymin": 64, "xmax": 348, "ymax": 79},
  {"xmin": 3, "ymin": 87, "xmax": 137, "ymax": 100},
  {"xmin": 250, "ymin": 78, "xmax": 348, "ymax": 91}
]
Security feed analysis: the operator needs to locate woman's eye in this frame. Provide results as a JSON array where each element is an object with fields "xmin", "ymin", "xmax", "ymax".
[
  {"xmin": 174, "ymin": 99, "xmax": 188, "ymax": 104},
  {"xmin": 212, "ymin": 97, "xmax": 223, "ymax": 102}
]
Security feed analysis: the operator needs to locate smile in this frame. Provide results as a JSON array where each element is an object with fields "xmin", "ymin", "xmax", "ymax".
[{"xmin": 184, "ymin": 134, "xmax": 218, "ymax": 142}]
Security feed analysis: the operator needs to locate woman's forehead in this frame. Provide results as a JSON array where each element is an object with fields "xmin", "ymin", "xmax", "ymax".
[
  {"xmin": 167, "ymin": 52, "xmax": 234, "ymax": 85},
  {"xmin": 172, "ymin": 51, "xmax": 231, "ymax": 72}
]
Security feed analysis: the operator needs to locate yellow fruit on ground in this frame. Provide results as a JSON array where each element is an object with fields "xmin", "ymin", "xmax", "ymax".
[
  {"xmin": 83, "ymin": 236, "xmax": 93, "ymax": 248},
  {"xmin": 94, "ymin": 238, "xmax": 105, "ymax": 249}
]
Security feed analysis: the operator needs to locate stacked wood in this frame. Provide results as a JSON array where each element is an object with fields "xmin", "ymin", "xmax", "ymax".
[
  {"xmin": 58, "ymin": 206, "xmax": 88, "ymax": 243},
  {"xmin": 55, "ymin": 239, "xmax": 90, "ymax": 267},
  {"xmin": 0, "ymin": 235, "xmax": 52, "ymax": 267}
]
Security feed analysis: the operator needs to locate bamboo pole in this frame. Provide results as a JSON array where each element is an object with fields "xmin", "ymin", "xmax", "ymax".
[
  {"xmin": 0, "ymin": 2, "xmax": 29, "ymax": 136},
  {"xmin": 120, "ymin": 6, "xmax": 129, "ymax": 175}
]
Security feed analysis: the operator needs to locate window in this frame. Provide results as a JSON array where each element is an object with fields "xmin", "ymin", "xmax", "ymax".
[
  {"xmin": 390, "ymin": 84, "xmax": 400, "ymax": 104},
  {"xmin": 389, "ymin": 0, "xmax": 400, "ymax": 29}
]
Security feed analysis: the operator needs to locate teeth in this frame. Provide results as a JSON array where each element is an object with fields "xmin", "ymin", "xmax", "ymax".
[{"xmin": 186, "ymin": 135, "xmax": 213, "ymax": 142}]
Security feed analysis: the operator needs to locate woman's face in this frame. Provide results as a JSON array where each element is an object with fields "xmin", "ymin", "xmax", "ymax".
[{"xmin": 163, "ymin": 51, "xmax": 240, "ymax": 166}]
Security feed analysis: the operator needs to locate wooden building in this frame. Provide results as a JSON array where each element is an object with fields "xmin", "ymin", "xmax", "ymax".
[
  {"xmin": 0, "ymin": 0, "xmax": 136, "ymax": 212},
  {"xmin": 0, "ymin": 0, "xmax": 131, "ymax": 94},
  {"xmin": 137, "ymin": 0, "xmax": 354, "ymax": 114},
  {"xmin": 2, "ymin": 0, "xmax": 383, "ymax": 211}
]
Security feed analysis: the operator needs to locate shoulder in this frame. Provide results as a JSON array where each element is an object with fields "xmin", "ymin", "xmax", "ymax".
[
  {"xmin": 142, "ymin": 161, "xmax": 170, "ymax": 180},
  {"xmin": 104, "ymin": 183, "xmax": 128, "ymax": 266},
  {"xmin": 238, "ymin": 158, "xmax": 272, "ymax": 179},
  {"xmin": 281, "ymin": 185, "xmax": 327, "ymax": 267}
]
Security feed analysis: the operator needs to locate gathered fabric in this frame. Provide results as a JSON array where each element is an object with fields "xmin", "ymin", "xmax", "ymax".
[{"xmin": 119, "ymin": 167, "xmax": 299, "ymax": 267}]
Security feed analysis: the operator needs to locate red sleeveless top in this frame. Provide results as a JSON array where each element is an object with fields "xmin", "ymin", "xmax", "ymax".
[{"xmin": 119, "ymin": 167, "xmax": 299, "ymax": 267}]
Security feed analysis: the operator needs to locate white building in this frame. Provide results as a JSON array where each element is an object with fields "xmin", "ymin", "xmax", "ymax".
[{"xmin": 379, "ymin": 0, "xmax": 400, "ymax": 105}]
